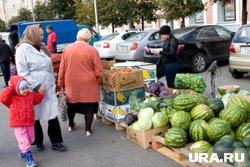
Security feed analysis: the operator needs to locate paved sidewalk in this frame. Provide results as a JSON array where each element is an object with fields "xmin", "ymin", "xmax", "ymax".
[{"xmin": 0, "ymin": 77, "xmax": 181, "ymax": 167}]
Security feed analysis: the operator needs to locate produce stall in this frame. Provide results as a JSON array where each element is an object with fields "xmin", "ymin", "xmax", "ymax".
[{"xmin": 98, "ymin": 61, "xmax": 250, "ymax": 167}]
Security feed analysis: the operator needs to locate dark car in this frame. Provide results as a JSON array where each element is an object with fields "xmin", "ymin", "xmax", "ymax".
[{"xmin": 143, "ymin": 25, "xmax": 235, "ymax": 72}]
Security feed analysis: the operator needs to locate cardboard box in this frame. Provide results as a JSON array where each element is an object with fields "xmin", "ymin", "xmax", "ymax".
[
  {"xmin": 103, "ymin": 69, "xmax": 144, "ymax": 91},
  {"xmin": 98, "ymin": 102, "xmax": 106, "ymax": 117},
  {"xmin": 102, "ymin": 60, "xmax": 116, "ymax": 70},
  {"xmin": 100, "ymin": 86, "xmax": 105, "ymax": 102},
  {"xmin": 126, "ymin": 126, "xmax": 168, "ymax": 149},
  {"xmin": 104, "ymin": 86, "xmax": 145, "ymax": 106},
  {"xmin": 114, "ymin": 61, "xmax": 157, "ymax": 82},
  {"xmin": 105, "ymin": 104, "xmax": 134, "ymax": 122}
]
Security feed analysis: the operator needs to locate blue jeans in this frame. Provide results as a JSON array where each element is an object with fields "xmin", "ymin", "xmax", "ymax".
[
  {"xmin": 0, "ymin": 61, "xmax": 10, "ymax": 86},
  {"xmin": 157, "ymin": 61, "xmax": 179, "ymax": 88}
]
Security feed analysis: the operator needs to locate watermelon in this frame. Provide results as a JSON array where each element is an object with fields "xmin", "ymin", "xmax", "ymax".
[
  {"xmin": 208, "ymin": 118, "xmax": 222, "ymax": 124},
  {"xmin": 190, "ymin": 104, "xmax": 214, "ymax": 121},
  {"xmin": 189, "ymin": 94, "xmax": 206, "ymax": 106},
  {"xmin": 173, "ymin": 94, "xmax": 195, "ymax": 112},
  {"xmin": 233, "ymin": 148, "xmax": 250, "ymax": 167},
  {"xmin": 190, "ymin": 141, "xmax": 212, "ymax": 153},
  {"xmin": 232, "ymin": 141, "xmax": 245, "ymax": 148},
  {"xmin": 218, "ymin": 85, "xmax": 240, "ymax": 95},
  {"xmin": 165, "ymin": 127, "xmax": 188, "ymax": 148},
  {"xmin": 206, "ymin": 98, "xmax": 224, "ymax": 116},
  {"xmin": 160, "ymin": 107, "xmax": 176, "ymax": 120},
  {"xmin": 220, "ymin": 135, "xmax": 235, "ymax": 145},
  {"xmin": 219, "ymin": 106, "xmax": 248, "ymax": 128},
  {"xmin": 236, "ymin": 123, "xmax": 250, "ymax": 141},
  {"xmin": 170, "ymin": 111, "xmax": 191, "ymax": 131},
  {"xmin": 206, "ymin": 119, "xmax": 231, "ymax": 141},
  {"xmin": 213, "ymin": 141, "xmax": 233, "ymax": 159},
  {"xmin": 227, "ymin": 96, "xmax": 250, "ymax": 113},
  {"xmin": 241, "ymin": 138, "xmax": 250, "ymax": 148},
  {"xmin": 189, "ymin": 119, "xmax": 208, "ymax": 142}
]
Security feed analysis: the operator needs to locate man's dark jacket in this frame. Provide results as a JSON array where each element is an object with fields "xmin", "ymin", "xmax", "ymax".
[{"xmin": 0, "ymin": 41, "xmax": 13, "ymax": 63}]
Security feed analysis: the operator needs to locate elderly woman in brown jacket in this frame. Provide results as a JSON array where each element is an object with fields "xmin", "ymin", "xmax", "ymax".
[{"xmin": 58, "ymin": 28, "xmax": 103, "ymax": 136}]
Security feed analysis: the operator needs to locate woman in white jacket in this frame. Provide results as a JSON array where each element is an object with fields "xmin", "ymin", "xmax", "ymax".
[{"xmin": 15, "ymin": 24, "xmax": 67, "ymax": 151}]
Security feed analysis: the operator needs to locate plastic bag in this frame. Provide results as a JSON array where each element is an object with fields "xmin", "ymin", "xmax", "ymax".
[
  {"xmin": 57, "ymin": 91, "xmax": 68, "ymax": 121},
  {"xmin": 10, "ymin": 63, "xmax": 17, "ymax": 76}
]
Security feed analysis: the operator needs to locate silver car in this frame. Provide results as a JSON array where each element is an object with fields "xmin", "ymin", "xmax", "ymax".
[{"xmin": 115, "ymin": 29, "xmax": 159, "ymax": 61}]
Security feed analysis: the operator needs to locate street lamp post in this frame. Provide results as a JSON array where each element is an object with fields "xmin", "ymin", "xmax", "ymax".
[
  {"xmin": 94, "ymin": 0, "xmax": 99, "ymax": 33},
  {"xmin": 30, "ymin": 0, "xmax": 35, "ymax": 21}
]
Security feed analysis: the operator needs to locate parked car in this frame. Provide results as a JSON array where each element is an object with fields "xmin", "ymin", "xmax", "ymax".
[
  {"xmin": 115, "ymin": 29, "xmax": 160, "ymax": 61},
  {"xmin": 144, "ymin": 25, "xmax": 234, "ymax": 72},
  {"xmin": 94, "ymin": 31, "xmax": 136, "ymax": 59},
  {"xmin": 229, "ymin": 24, "xmax": 250, "ymax": 78},
  {"xmin": 77, "ymin": 25, "xmax": 102, "ymax": 46}
]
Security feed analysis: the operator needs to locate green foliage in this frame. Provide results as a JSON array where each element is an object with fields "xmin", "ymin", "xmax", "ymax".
[
  {"xmin": 48, "ymin": 0, "xmax": 75, "ymax": 19},
  {"xmin": 159, "ymin": 0, "xmax": 205, "ymax": 27},
  {"xmin": 7, "ymin": 8, "xmax": 32, "ymax": 26},
  {"xmin": 0, "ymin": 19, "xmax": 7, "ymax": 32},
  {"xmin": 98, "ymin": 0, "xmax": 132, "ymax": 30},
  {"xmin": 75, "ymin": 0, "xmax": 95, "ymax": 26},
  {"xmin": 34, "ymin": 1, "xmax": 54, "ymax": 21}
]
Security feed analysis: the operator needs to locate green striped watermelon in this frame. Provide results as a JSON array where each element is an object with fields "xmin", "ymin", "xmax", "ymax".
[
  {"xmin": 206, "ymin": 119, "xmax": 231, "ymax": 141},
  {"xmin": 236, "ymin": 123, "xmax": 250, "ymax": 141},
  {"xmin": 227, "ymin": 96, "xmax": 250, "ymax": 113},
  {"xmin": 206, "ymin": 98, "xmax": 224, "ymax": 116},
  {"xmin": 165, "ymin": 127, "xmax": 187, "ymax": 148},
  {"xmin": 219, "ymin": 106, "xmax": 248, "ymax": 128},
  {"xmin": 173, "ymin": 94, "xmax": 195, "ymax": 112},
  {"xmin": 190, "ymin": 141, "xmax": 212, "ymax": 153},
  {"xmin": 189, "ymin": 119, "xmax": 208, "ymax": 142},
  {"xmin": 170, "ymin": 111, "xmax": 191, "ymax": 131},
  {"xmin": 189, "ymin": 94, "xmax": 206, "ymax": 106},
  {"xmin": 208, "ymin": 118, "xmax": 222, "ymax": 124},
  {"xmin": 190, "ymin": 104, "xmax": 214, "ymax": 121}
]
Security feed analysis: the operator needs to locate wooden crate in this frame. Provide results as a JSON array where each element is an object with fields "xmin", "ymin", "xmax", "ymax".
[
  {"xmin": 99, "ymin": 116, "xmax": 127, "ymax": 131},
  {"xmin": 151, "ymin": 136, "xmax": 188, "ymax": 164}
]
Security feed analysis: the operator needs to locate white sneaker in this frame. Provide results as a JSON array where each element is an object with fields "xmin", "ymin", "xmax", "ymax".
[{"xmin": 68, "ymin": 123, "xmax": 76, "ymax": 132}]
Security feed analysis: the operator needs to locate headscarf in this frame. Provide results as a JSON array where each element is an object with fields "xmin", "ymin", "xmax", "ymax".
[{"xmin": 19, "ymin": 24, "xmax": 51, "ymax": 56}]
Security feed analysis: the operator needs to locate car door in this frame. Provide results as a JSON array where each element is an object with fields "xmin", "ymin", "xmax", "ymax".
[
  {"xmin": 196, "ymin": 27, "xmax": 221, "ymax": 61},
  {"xmin": 214, "ymin": 26, "xmax": 232, "ymax": 60}
]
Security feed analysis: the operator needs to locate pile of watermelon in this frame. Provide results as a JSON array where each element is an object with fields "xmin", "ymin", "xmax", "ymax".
[
  {"xmin": 159, "ymin": 93, "xmax": 250, "ymax": 165},
  {"xmin": 174, "ymin": 74, "xmax": 206, "ymax": 93}
]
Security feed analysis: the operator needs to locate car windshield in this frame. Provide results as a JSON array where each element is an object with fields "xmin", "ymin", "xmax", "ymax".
[
  {"xmin": 126, "ymin": 32, "xmax": 148, "ymax": 41},
  {"xmin": 102, "ymin": 33, "xmax": 119, "ymax": 40},
  {"xmin": 173, "ymin": 27, "xmax": 195, "ymax": 41},
  {"xmin": 233, "ymin": 26, "xmax": 250, "ymax": 43}
]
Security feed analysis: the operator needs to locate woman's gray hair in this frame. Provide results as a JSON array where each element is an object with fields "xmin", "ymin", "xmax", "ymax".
[{"xmin": 77, "ymin": 28, "xmax": 92, "ymax": 41}]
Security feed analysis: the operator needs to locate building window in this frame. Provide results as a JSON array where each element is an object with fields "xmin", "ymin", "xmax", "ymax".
[
  {"xmin": 218, "ymin": 0, "xmax": 236, "ymax": 22},
  {"xmin": 189, "ymin": 11, "xmax": 204, "ymax": 25}
]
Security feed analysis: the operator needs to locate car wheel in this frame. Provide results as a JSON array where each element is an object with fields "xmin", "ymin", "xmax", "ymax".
[
  {"xmin": 231, "ymin": 71, "xmax": 244, "ymax": 79},
  {"xmin": 191, "ymin": 53, "xmax": 206, "ymax": 73}
]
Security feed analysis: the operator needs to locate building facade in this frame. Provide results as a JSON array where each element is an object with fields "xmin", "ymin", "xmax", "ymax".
[{"xmin": 0, "ymin": 0, "xmax": 47, "ymax": 23}]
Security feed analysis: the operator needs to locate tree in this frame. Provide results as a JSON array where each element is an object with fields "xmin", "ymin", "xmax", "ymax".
[
  {"xmin": 159, "ymin": 0, "xmax": 205, "ymax": 27},
  {"xmin": 0, "ymin": 19, "xmax": 7, "ymax": 32},
  {"xmin": 133, "ymin": 0, "xmax": 158, "ymax": 30},
  {"xmin": 7, "ymin": 8, "xmax": 32, "ymax": 26},
  {"xmin": 98, "ymin": 0, "xmax": 133, "ymax": 32},
  {"xmin": 212, "ymin": 0, "xmax": 247, "ymax": 25},
  {"xmin": 48, "ymin": 0, "xmax": 75, "ymax": 19},
  {"xmin": 34, "ymin": 1, "xmax": 54, "ymax": 21},
  {"xmin": 75, "ymin": 0, "xmax": 95, "ymax": 26}
]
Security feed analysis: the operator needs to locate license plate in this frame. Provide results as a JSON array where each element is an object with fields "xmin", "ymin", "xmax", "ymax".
[
  {"xmin": 240, "ymin": 47, "xmax": 250, "ymax": 54},
  {"xmin": 119, "ymin": 46, "xmax": 127, "ymax": 52},
  {"xmin": 95, "ymin": 44, "xmax": 101, "ymax": 49}
]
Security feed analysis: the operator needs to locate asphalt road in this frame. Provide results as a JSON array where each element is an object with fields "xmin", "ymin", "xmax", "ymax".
[{"xmin": 0, "ymin": 64, "xmax": 249, "ymax": 167}]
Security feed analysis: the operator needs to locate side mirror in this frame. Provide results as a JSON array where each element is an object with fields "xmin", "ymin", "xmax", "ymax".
[{"xmin": 231, "ymin": 32, "xmax": 236, "ymax": 38}]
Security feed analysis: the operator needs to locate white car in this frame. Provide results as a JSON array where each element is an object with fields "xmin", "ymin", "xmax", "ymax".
[{"xmin": 94, "ymin": 31, "xmax": 136, "ymax": 59}]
